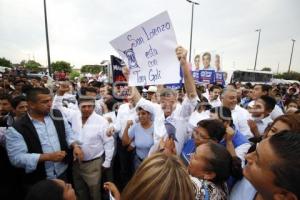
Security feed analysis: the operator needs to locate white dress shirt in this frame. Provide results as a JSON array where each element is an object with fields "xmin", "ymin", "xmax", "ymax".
[
  {"xmin": 172, "ymin": 103, "xmax": 183, "ymax": 119},
  {"xmin": 94, "ymin": 99, "xmax": 104, "ymax": 116},
  {"xmin": 234, "ymin": 142, "xmax": 252, "ymax": 167},
  {"xmin": 231, "ymin": 105, "xmax": 253, "ymax": 139},
  {"xmin": 103, "ymin": 111, "xmax": 117, "ymax": 125},
  {"xmin": 270, "ymin": 104, "xmax": 284, "ymax": 120},
  {"xmin": 251, "ymin": 115, "xmax": 273, "ymax": 136},
  {"xmin": 113, "ymin": 103, "xmax": 139, "ymax": 139},
  {"xmin": 188, "ymin": 110, "xmax": 210, "ymax": 132},
  {"xmin": 52, "ymin": 96, "xmax": 114, "ymax": 168},
  {"xmin": 209, "ymin": 98, "xmax": 222, "ymax": 108},
  {"xmin": 70, "ymin": 112, "xmax": 114, "ymax": 168}
]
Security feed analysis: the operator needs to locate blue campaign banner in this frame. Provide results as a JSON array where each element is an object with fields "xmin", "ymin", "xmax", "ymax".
[
  {"xmin": 199, "ymin": 70, "xmax": 215, "ymax": 84},
  {"xmin": 191, "ymin": 70, "xmax": 200, "ymax": 83},
  {"xmin": 215, "ymin": 72, "xmax": 225, "ymax": 86},
  {"xmin": 165, "ymin": 83, "xmax": 183, "ymax": 90}
]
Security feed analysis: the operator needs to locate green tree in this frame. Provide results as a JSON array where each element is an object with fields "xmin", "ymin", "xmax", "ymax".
[
  {"xmin": 81, "ymin": 65, "xmax": 104, "ymax": 74},
  {"xmin": 51, "ymin": 61, "xmax": 72, "ymax": 73},
  {"xmin": 273, "ymin": 71, "xmax": 300, "ymax": 80},
  {"xmin": 0, "ymin": 57, "xmax": 12, "ymax": 67},
  {"xmin": 24, "ymin": 60, "xmax": 42, "ymax": 71},
  {"xmin": 261, "ymin": 67, "xmax": 272, "ymax": 71},
  {"xmin": 69, "ymin": 70, "xmax": 80, "ymax": 80}
]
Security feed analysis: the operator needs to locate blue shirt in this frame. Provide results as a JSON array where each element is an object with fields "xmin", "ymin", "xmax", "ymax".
[
  {"xmin": 129, "ymin": 123, "xmax": 154, "ymax": 159},
  {"xmin": 181, "ymin": 130, "xmax": 249, "ymax": 165},
  {"xmin": 5, "ymin": 114, "xmax": 78, "ymax": 179},
  {"xmin": 219, "ymin": 130, "xmax": 249, "ymax": 148}
]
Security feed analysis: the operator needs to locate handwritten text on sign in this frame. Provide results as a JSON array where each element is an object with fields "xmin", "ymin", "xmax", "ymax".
[{"xmin": 110, "ymin": 11, "xmax": 180, "ymax": 86}]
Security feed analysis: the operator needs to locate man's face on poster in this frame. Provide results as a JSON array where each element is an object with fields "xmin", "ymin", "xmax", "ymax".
[
  {"xmin": 215, "ymin": 56, "xmax": 220, "ymax": 69},
  {"xmin": 203, "ymin": 55, "xmax": 211, "ymax": 68},
  {"xmin": 194, "ymin": 56, "xmax": 200, "ymax": 67}
]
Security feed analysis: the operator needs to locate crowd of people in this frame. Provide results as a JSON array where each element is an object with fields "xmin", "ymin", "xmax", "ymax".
[{"xmin": 0, "ymin": 46, "xmax": 300, "ymax": 200}]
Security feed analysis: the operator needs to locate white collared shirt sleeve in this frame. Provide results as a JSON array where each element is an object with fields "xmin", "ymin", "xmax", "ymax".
[
  {"xmin": 100, "ymin": 120, "xmax": 115, "ymax": 168},
  {"xmin": 270, "ymin": 105, "xmax": 284, "ymax": 120},
  {"xmin": 180, "ymin": 96, "xmax": 199, "ymax": 120},
  {"xmin": 112, "ymin": 107, "xmax": 122, "ymax": 134},
  {"xmin": 52, "ymin": 95, "xmax": 76, "ymax": 122},
  {"xmin": 232, "ymin": 106, "xmax": 253, "ymax": 139},
  {"xmin": 235, "ymin": 143, "xmax": 251, "ymax": 167}
]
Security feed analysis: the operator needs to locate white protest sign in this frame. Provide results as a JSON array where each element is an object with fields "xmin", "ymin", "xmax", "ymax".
[{"xmin": 110, "ymin": 11, "xmax": 180, "ymax": 86}]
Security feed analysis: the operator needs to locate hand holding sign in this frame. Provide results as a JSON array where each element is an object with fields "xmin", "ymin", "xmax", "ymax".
[{"xmin": 175, "ymin": 46, "xmax": 188, "ymax": 66}]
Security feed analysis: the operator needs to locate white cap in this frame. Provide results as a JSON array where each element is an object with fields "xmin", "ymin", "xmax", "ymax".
[{"xmin": 147, "ymin": 86, "xmax": 157, "ymax": 93}]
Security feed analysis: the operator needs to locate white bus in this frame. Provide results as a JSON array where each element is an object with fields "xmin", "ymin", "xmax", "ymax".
[{"xmin": 225, "ymin": 69, "xmax": 273, "ymax": 84}]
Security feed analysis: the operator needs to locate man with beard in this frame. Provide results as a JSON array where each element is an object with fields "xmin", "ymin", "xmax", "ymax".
[{"xmin": 208, "ymin": 85, "xmax": 222, "ymax": 108}]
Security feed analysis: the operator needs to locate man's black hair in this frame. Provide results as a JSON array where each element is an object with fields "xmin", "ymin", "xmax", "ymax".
[
  {"xmin": 206, "ymin": 142, "xmax": 243, "ymax": 184},
  {"xmin": 259, "ymin": 95, "xmax": 276, "ymax": 112},
  {"xmin": 197, "ymin": 119, "xmax": 226, "ymax": 142},
  {"xmin": 269, "ymin": 131, "xmax": 300, "ymax": 198},
  {"xmin": 91, "ymin": 81, "xmax": 104, "ymax": 88},
  {"xmin": 209, "ymin": 85, "xmax": 221, "ymax": 93},
  {"xmin": 210, "ymin": 106, "xmax": 234, "ymax": 127},
  {"xmin": 255, "ymin": 84, "xmax": 271, "ymax": 94},
  {"xmin": 26, "ymin": 87, "xmax": 50, "ymax": 103},
  {"xmin": 11, "ymin": 95, "xmax": 27, "ymax": 109},
  {"xmin": 0, "ymin": 92, "xmax": 12, "ymax": 102},
  {"xmin": 78, "ymin": 96, "xmax": 95, "ymax": 105},
  {"xmin": 25, "ymin": 180, "xmax": 64, "ymax": 200},
  {"xmin": 84, "ymin": 87, "xmax": 97, "ymax": 95}
]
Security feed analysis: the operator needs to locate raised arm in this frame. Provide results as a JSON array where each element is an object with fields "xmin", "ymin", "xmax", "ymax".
[
  {"xmin": 122, "ymin": 120, "xmax": 134, "ymax": 146},
  {"xmin": 175, "ymin": 46, "xmax": 197, "ymax": 99}
]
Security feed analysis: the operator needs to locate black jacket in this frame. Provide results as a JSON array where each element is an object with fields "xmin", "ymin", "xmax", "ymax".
[{"xmin": 12, "ymin": 109, "xmax": 72, "ymax": 184}]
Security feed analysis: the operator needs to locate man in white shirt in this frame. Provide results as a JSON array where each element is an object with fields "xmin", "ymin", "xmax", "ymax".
[
  {"xmin": 208, "ymin": 85, "xmax": 222, "ymax": 107},
  {"xmin": 221, "ymin": 88, "xmax": 253, "ymax": 139},
  {"xmin": 248, "ymin": 84, "xmax": 283, "ymax": 120},
  {"xmin": 248, "ymin": 96, "xmax": 275, "ymax": 137},
  {"xmin": 53, "ymin": 93, "xmax": 114, "ymax": 200}
]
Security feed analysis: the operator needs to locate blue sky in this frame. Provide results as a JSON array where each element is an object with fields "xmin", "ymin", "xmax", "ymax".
[{"xmin": 0, "ymin": 0, "xmax": 299, "ymax": 72}]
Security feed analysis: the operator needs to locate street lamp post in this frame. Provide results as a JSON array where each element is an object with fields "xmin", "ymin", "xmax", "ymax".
[
  {"xmin": 288, "ymin": 39, "xmax": 296, "ymax": 73},
  {"xmin": 254, "ymin": 29, "xmax": 261, "ymax": 71},
  {"xmin": 43, "ymin": 0, "xmax": 52, "ymax": 76},
  {"xmin": 186, "ymin": 0, "xmax": 199, "ymax": 63}
]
